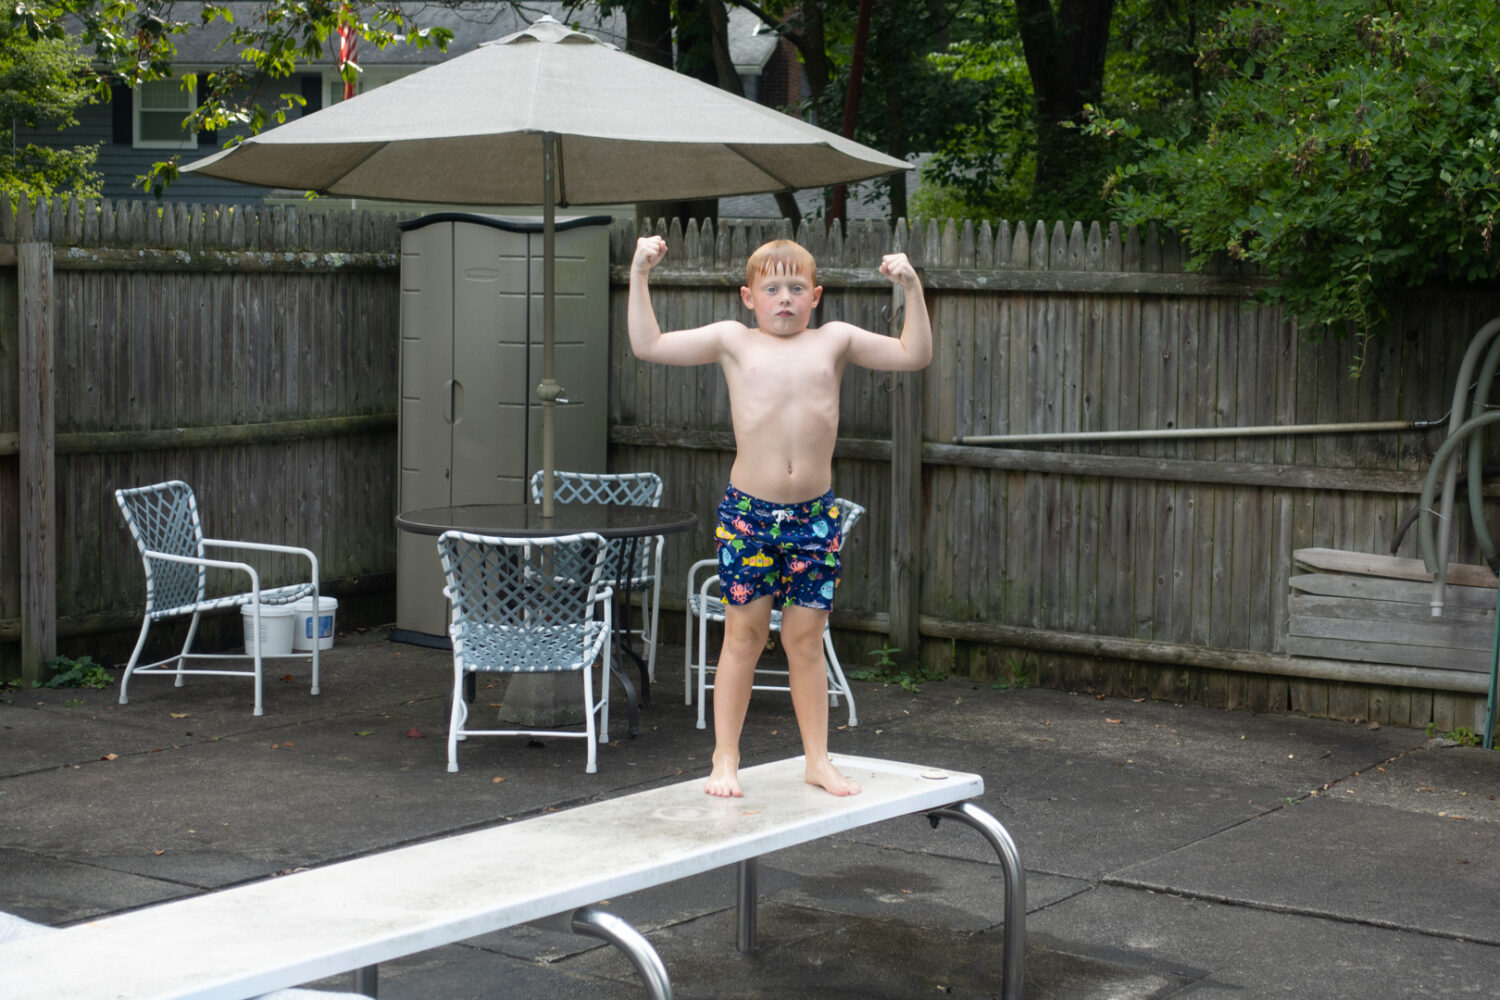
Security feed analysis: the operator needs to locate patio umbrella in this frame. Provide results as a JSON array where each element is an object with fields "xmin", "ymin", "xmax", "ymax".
[{"xmin": 183, "ymin": 15, "xmax": 909, "ymax": 515}]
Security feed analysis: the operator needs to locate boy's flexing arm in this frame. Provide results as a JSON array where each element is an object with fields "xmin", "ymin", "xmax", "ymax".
[
  {"xmin": 843, "ymin": 252, "xmax": 933, "ymax": 372},
  {"xmin": 628, "ymin": 236, "xmax": 738, "ymax": 366}
]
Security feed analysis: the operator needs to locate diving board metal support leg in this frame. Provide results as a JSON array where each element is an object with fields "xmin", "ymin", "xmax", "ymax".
[
  {"xmin": 736, "ymin": 858, "xmax": 758, "ymax": 952},
  {"xmin": 351, "ymin": 964, "xmax": 376, "ymax": 997},
  {"xmin": 929, "ymin": 800, "xmax": 1027, "ymax": 1000},
  {"xmin": 1485, "ymin": 585, "xmax": 1499, "ymax": 750},
  {"xmin": 733, "ymin": 800, "xmax": 1025, "ymax": 1000},
  {"xmin": 570, "ymin": 905, "xmax": 673, "ymax": 1000}
]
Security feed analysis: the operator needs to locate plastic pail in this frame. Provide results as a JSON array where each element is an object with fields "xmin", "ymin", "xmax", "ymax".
[
  {"xmin": 241, "ymin": 605, "xmax": 295, "ymax": 656},
  {"xmin": 291, "ymin": 596, "xmax": 338, "ymax": 651}
]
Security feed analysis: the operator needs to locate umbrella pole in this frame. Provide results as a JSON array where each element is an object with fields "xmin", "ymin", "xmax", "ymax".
[{"xmin": 538, "ymin": 132, "xmax": 560, "ymax": 518}]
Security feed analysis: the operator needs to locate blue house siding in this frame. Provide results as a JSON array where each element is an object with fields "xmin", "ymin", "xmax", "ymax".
[{"xmin": 16, "ymin": 75, "xmax": 316, "ymax": 206}]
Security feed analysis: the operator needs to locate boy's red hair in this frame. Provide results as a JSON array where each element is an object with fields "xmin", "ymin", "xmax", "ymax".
[{"xmin": 745, "ymin": 239, "xmax": 817, "ymax": 287}]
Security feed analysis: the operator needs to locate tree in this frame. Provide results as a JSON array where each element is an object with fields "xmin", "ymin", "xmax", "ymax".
[
  {"xmin": 814, "ymin": 0, "xmax": 990, "ymax": 221},
  {"xmin": 1095, "ymin": 0, "xmax": 1500, "ymax": 363},
  {"xmin": 728, "ymin": 0, "xmax": 999, "ymax": 222},
  {"xmin": 916, "ymin": 0, "xmax": 1225, "ymax": 222},
  {"xmin": 594, "ymin": 1, "xmax": 1019, "ymax": 225},
  {"xmin": 0, "ymin": 14, "xmax": 100, "ymax": 198},
  {"xmin": 1012, "ymin": 0, "xmax": 1115, "ymax": 216},
  {"xmin": 604, "ymin": 0, "xmax": 751, "ymax": 224},
  {"xmin": 8, "ymin": 1, "xmax": 458, "ymax": 196}
]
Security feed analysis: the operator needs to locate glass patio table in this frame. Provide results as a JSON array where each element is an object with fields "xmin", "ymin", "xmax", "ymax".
[{"xmin": 396, "ymin": 503, "xmax": 698, "ymax": 736}]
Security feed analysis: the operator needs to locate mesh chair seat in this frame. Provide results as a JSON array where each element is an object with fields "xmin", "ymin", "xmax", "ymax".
[
  {"xmin": 114, "ymin": 481, "xmax": 321, "ymax": 717},
  {"xmin": 453, "ymin": 620, "xmax": 611, "ymax": 674},
  {"xmin": 685, "ymin": 497, "xmax": 865, "ymax": 730}
]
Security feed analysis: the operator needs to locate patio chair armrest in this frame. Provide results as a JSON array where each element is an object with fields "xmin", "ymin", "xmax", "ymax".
[
  {"xmin": 687, "ymin": 558, "xmax": 719, "ymax": 595},
  {"xmin": 698, "ymin": 569, "xmax": 723, "ymax": 607},
  {"xmin": 140, "ymin": 549, "xmax": 265, "ymax": 593},
  {"xmin": 202, "ymin": 538, "xmax": 320, "ymax": 582}
]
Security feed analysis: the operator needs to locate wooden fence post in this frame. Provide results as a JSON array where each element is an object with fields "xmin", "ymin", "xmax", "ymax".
[
  {"xmin": 889, "ymin": 368, "xmax": 922, "ymax": 665},
  {"xmin": 19, "ymin": 240, "xmax": 56, "ymax": 684},
  {"xmin": 888, "ymin": 263, "xmax": 923, "ymax": 664}
]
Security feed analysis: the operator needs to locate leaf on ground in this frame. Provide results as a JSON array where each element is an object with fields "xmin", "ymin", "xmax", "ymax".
[
  {"xmin": 355, "ymin": 730, "xmax": 374, "ymax": 736},
  {"xmin": 492, "ymin": 776, "xmax": 505, "ymax": 783},
  {"xmin": 170, "ymin": 712, "xmax": 189, "ymax": 719},
  {"xmin": 280, "ymin": 674, "xmax": 295, "ymax": 683},
  {"xmin": 406, "ymin": 727, "xmax": 425, "ymax": 738},
  {"xmin": 100, "ymin": 752, "xmax": 118, "ymax": 760},
  {"xmin": 1105, "ymin": 717, "xmax": 1123, "ymax": 724}
]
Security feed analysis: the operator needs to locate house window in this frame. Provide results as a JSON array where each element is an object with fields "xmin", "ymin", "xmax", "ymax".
[
  {"xmin": 324, "ymin": 67, "xmax": 414, "ymax": 106},
  {"xmin": 134, "ymin": 78, "xmax": 198, "ymax": 150}
]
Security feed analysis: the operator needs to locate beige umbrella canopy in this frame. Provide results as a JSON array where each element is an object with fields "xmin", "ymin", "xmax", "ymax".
[{"xmin": 184, "ymin": 15, "xmax": 909, "ymax": 512}]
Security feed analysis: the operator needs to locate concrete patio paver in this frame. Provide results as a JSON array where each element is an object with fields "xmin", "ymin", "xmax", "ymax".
[{"xmin": 3, "ymin": 627, "xmax": 1497, "ymax": 998}]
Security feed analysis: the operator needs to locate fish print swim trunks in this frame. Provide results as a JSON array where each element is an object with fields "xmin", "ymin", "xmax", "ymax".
[{"xmin": 715, "ymin": 484, "xmax": 842, "ymax": 610}]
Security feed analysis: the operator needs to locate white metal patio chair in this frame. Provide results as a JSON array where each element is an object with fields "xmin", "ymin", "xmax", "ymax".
[
  {"xmin": 684, "ymin": 497, "xmax": 865, "ymax": 730},
  {"xmin": 114, "ymin": 480, "xmax": 320, "ymax": 717},
  {"xmin": 529, "ymin": 470, "xmax": 665, "ymax": 682},
  {"xmin": 438, "ymin": 530, "xmax": 614, "ymax": 774}
]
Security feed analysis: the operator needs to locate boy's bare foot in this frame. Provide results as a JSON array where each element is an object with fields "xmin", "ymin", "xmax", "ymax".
[
  {"xmin": 805, "ymin": 755, "xmax": 861, "ymax": 796},
  {"xmin": 706, "ymin": 752, "xmax": 744, "ymax": 797}
]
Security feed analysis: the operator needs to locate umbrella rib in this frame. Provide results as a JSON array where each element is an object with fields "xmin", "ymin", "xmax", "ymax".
[
  {"xmin": 723, "ymin": 144, "xmax": 796, "ymax": 193},
  {"xmin": 322, "ymin": 142, "xmax": 392, "ymax": 195}
]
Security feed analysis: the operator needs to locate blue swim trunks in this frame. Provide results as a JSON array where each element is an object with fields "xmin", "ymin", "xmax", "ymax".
[{"xmin": 716, "ymin": 484, "xmax": 843, "ymax": 610}]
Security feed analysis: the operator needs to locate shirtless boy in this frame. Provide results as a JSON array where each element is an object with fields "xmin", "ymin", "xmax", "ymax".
[{"xmin": 627, "ymin": 235, "xmax": 932, "ymax": 798}]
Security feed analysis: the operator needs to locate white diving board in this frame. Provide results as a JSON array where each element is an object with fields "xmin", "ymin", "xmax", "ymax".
[{"xmin": 0, "ymin": 756, "xmax": 1025, "ymax": 1000}]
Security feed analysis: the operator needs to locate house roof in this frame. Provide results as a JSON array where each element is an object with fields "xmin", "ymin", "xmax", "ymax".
[
  {"xmin": 161, "ymin": 1, "xmax": 625, "ymax": 66},
  {"xmin": 158, "ymin": 2, "xmax": 783, "ymax": 75},
  {"xmin": 728, "ymin": 7, "xmax": 781, "ymax": 75}
]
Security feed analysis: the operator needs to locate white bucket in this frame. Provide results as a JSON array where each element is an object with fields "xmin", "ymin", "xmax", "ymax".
[
  {"xmin": 241, "ymin": 604, "xmax": 295, "ymax": 657},
  {"xmin": 291, "ymin": 596, "xmax": 339, "ymax": 651}
]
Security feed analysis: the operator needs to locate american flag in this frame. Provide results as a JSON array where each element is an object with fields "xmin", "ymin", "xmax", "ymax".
[{"xmin": 337, "ymin": 9, "xmax": 358, "ymax": 100}]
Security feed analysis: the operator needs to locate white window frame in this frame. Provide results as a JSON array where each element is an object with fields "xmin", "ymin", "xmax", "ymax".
[
  {"xmin": 323, "ymin": 66, "xmax": 416, "ymax": 106},
  {"xmin": 133, "ymin": 76, "xmax": 200, "ymax": 151}
]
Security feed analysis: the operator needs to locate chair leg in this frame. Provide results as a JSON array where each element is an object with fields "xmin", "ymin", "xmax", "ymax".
[
  {"xmin": 118, "ymin": 616, "xmax": 153, "ymax": 706},
  {"xmin": 177, "ymin": 612, "xmax": 202, "ymax": 688},
  {"xmin": 447, "ymin": 668, "xmax": 469, "ymax": 773},
  {"xmin": 696, "ymin": 610, "xmax": 712, "ymax": 730},
  {"xmin": 309, "ymin": 619, "xmax": 321, "ymax": 697},
  {"xmin": 683, "ymin": 595, "xmax": 695, "ymax": 707},
  {"xmin": 598, "ymin": 646, "xmax": 612, "ymax": 744},
  {"xmin": 822, "ymin": 628, "xmax": 857, "ymax": 728},
  {"xmin": 582, "ymin": 665, "xmax": 598, "ymax": 775},
  {"xmin": 246, "ymin": 606, "xmax": 265, "ymax": 717}
]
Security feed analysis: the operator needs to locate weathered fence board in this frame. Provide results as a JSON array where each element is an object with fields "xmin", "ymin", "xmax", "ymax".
[
  {"xmin": 608, "ymin": 214, "xmax": 1500, "ymax": 732},
  {"xmin": 1, "ymin": 198, "xmax": 403, "ymax": 679},
  {"xmin": 6, "ymin": 199, "xmax": 1500, "ymax": 733}
]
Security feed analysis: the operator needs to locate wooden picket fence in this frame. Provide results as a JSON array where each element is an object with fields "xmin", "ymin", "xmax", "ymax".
[
  {"xmin": 607, "ymin": 215, "xmax": 1500, "ymax": 731},
  {"xmin": 0, "ymin": 196, "xmax": 404, "ymax": 682},
  {"xmin": 4, "ymin": 196, "xmax": 1499, "ymax": 732}
]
